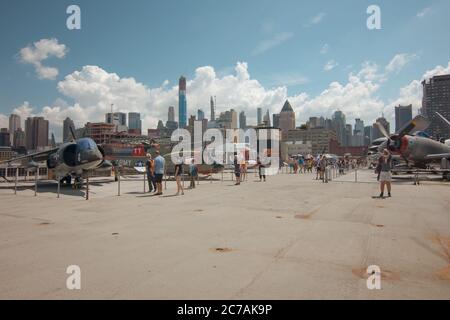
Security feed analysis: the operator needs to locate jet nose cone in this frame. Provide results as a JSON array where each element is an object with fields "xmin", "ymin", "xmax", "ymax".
[{"xmin": 80, "ymin": 149, "xmax": 103, "ymax": 164}]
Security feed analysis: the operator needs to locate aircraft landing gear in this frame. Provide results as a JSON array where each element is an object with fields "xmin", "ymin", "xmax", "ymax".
[
  {"xmin": 73, "ymin": 177, "xmax": 83, "ymax": 189},
  {"xmin": 60, "ymin": 175, "xmax": 72, "ymax": 185},
  {"xmin": 444, "ymin": 172, "xmax": 450, "ymax": 181}
]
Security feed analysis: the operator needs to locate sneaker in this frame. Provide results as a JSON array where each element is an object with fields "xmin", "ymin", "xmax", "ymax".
[
  {"xmin": 379, "ymin": 193, "xmax": 384, "ymax": 198},
  {"xmin": 388, "ymin": 193, "xmax": 391, "ymax": 197}
]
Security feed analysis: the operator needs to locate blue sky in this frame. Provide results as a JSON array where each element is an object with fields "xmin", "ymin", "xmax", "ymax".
[{"xmin": 0, "ymin": 0, "xmax": 449, "ymax": 138}]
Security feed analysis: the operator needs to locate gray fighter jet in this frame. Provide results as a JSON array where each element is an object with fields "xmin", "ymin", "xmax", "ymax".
[{"xmin": 0, "ymin": 127, "xmax": 111, "ymax": 185}]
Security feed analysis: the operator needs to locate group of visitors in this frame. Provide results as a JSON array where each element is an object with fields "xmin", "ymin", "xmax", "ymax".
[
  {"xmin": 146, "ymin": 153, "xmax": 199, "ymax": 197},
  {"xmin": 233, "ymin": 156, "xmax": 266, "ymax": 185},
  {"xmin": 288, "ymin": 157, "xmax": 314, "ymax": 174}
]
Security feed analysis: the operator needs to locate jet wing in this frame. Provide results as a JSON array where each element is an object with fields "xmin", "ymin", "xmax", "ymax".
[
  {"xmin": 426, "ymin": 153, "xmax": 450, "ymax": 160},
  {"xmin": 0, "ymin": 148, "xmax": 59, "ymax": 165}
]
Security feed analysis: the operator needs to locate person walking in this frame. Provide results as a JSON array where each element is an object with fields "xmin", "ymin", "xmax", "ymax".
[
  {"xmin": 320, "ymin": 155, "xmax": 327, "ymax": 182},
  {"xmin": 153, "ymin": 151, "xmax": 165, "ymax": 195},
  {"xmin": 145, "ymin": 154, "xmax": 156, "ymax": 193},
  {"xmin": 189, "ymin": 159, "xmax": 198, "ymax": 189},
  {"xmin": 376, "ymin": 149, "xmax": 393, "ymax": 198},
  {"xmin": 256, "ymin": 156, "xmax": 266, "ymax": 182},
  {"xmin": 234, "ymin": 155, "xmax": 241, "ymax": 185},
  {"xmin": 240, "ymin": 160, "xmax": 247, "ymax": 182},
  {"xmin": 175, "ymin": 160, "xmax": 184, "ymax": 196}
]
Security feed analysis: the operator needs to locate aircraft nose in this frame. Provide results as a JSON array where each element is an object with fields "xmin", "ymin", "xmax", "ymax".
[{"xmin": 79, "ymin": 149, "xmax": 102, "ymax": 164}]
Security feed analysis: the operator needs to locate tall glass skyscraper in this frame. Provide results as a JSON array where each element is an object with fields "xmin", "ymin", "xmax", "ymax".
[{"xmin": 179, "ymin": 76, "xmax": 187, "ymax": 128}]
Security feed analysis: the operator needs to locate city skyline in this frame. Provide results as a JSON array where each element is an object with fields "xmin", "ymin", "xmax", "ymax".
[{"xmin": 1, "ymin": 0, "xmax": 450, "ymax": 141}]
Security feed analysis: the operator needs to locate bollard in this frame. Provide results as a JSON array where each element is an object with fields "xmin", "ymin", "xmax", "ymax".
[
  {"xmin": 34, "ymin": 172, "xmax": 38, "ymax": 197},
  {"xmin": 355, "ymin": 169, "xmax": 358, "ymax": 183},
  {"xmin": 118, "ymin": 169, "xmax": 121, "ymax": 196},
  {"xmin": 14, "ymin": 168, "xmax": 18, "ymax": 195},
  {"xmin": 86, "ymin": 176, "xmax": 89, "ymax": 200},
  {"xmin": 57, "ymin": 176, "xmax": 60, "ymax": 199},
  {"xmin": 143, "ymin": 172, "xmax": 146, "ymax": 193}
]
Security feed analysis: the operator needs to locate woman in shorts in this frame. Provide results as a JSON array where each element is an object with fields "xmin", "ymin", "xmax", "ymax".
[
  {"xmin": 175, "ymin": 161, "xmax": 184, "ymax": 196},
  {"xmin": 377, "ymin": 149, "xmax": 393, "ymax": 198}
]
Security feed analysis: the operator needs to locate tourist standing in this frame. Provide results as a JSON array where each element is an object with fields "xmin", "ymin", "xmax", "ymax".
[
  {"xmin": 376, "ymin": 149, "xmax": 393, "ymax": 198},
  {"xmin": 189, "ymin": 159, "xmax": 198, "ymax": 189},
  {"xmin": 234, "ymin": 155, "xmax": 241, "ymax": 185},
  {"xmin": 175, "ymin": 160, "xmax": 184, "ymax": 196},
  {"xmin": 256, "ymin": 157, "xmax": 266, "ymax": 182},
  {"xmin": 153, "ymin": 151, "xmax": 165, "ymax": 195},
  {"xmin": 145, "ymin": 154, "xmax": 156, "ymax": 193}
]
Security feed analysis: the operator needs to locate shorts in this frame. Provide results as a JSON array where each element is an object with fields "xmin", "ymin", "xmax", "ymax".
[
  {"xmin": 379, "ymin": 171, "xmax": 392, "ymax": 182},
  {"xmin": 155, "ymin": 174, "xmax": 163, "ymax": 183}
]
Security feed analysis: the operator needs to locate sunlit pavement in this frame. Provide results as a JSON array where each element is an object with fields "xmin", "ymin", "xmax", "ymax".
[{"xmin": 0, "ymin": 170, "xmax": 449, "ymax": 299}]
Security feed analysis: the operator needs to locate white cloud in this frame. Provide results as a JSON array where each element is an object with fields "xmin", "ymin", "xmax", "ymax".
[
  {"xmin": 385, "ymin": 53, "xmax": 419, "ymax": 74},
  {"xmin": 268, "ymin": 73, "xmax": 309, "ymax": 87},
  {"xmin": 320, "ymin": 44, "xmax": 329, "ymax": 55},
  {"xmin": 3, "ymin": 59, "xmax": 450, "ymax": 142},
  {"xmin": 18, "ymin": 38, "xmax": 68, "ymax": 80},
  {"xmin": 324, "ymin": 60, "xmax": 339, "ymax": 71},
  {"xmin": 311, "ymin": 12, "xmax": 326, "ymax": 24},
  {"xmin": 252, "ymin": 32, "xmax": 294, "ymax": 55},
  {"xmin": 388, "ymin": 61, "xmax": 450, "ymax": 117},
  {"xmin": 417, "ymin": 7, "xmax": 432, "ymax": 18}
]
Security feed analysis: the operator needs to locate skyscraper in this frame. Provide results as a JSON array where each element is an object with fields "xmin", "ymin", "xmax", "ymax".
[
  {"xmin": 9, "ymin": 114, "xmax": 21, "ymax": 145},
  {"xmin": 239, "ymin": 111, "xmax": 247, "ymax": 129},
  {"xmin": 273, "ymin": 114, "xmax": 280, "ymax": 129},
  {"xmin": 197, "ymin": 109, "xmax": 205, "ymax": 121},
  {"xmin": 332, "ymin": 111, "xmax": 346, "ymax": 146},
  {"xmin": 25, "ymin": 117, "xmax": 49, "ymax": 151},
  {"xmin": 128, "ymin": 112, "xmax": 142, "ymax": 135},
  {"xmin": 257, "ymin": 108, "xmax": 263, "ymax": 126},
  {"xmin": 422, "ymin": 75, "xmax": 450, "ymax": 139},
  {"xmin": 179, "ymin": 76, "xmax": 187, "ymax": 128},
  {"xmin": 168, "ymin": 106, "xmax": 175, "ymax": 122},
  {"xmin": 63, "ymin": 117, "xmax": 75, "ymax": 142},
  {"xmin": 279, "ymin": 100, "xmax": 296, "ymax": 137},
  {"xmin": 230, "ymin": 109, "xmax": 238, "ymax": 129},
  {"xmin": 353, "ymin": 119, "xmax": 365, "ymax": 146},
  {"xmin": 106, "ymin": 112, "xmax": 127, "ymax": 132},
  {"xmin": 263, "ymin": 110, "xmax": 271, "ymax": 126},
  {"xmin": 364, "ymin": 126, "xmax": 373, "ymax": 146},
  {"xmin": 210, "ymin": 97, "xmax": 215, "ymax": 121},
  {"xmin": 13, "ymin": 128, "xmax": 25, "ymax": 148},
  {"xmin": 0, "ymin": 128, "xmax": 10, "ymax": 147},
  {"xmin": 395, "ymin": 105, "xmax": 413, "ymax": 133}
]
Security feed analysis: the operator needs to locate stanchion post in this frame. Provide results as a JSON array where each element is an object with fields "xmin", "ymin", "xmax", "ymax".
[
  {"xmin": 57, "ymin": 175, "xmax": 60, "ymax": 199},
  {"xmin": 34, "ymin": 171, "xmax": 38, "ymax": 197},
  {"xmin": 118, "ymin": 168, "xmax": 121, "ymax": 196},
  {"xmin": 14, "ymin": 167, "xmax": 18, "ymax": 195},
  {"xmin": 86, "ymin": 176, "xmax": 89, "ymax": 200},
  {"xmin": 143, "ymin": 172, "xmax": 146, "ymax": 193}
]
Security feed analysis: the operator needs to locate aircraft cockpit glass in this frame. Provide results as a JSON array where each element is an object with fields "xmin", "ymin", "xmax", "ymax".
[{"xmin": 78, "ymin": 138, "xmax": 96, "ymax": 151}]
